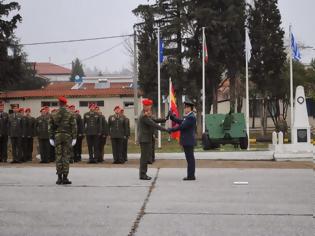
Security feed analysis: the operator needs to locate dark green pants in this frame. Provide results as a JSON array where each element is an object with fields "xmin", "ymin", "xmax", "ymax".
[
  {"xmin": 111, "ymin": 138, "xmax": 123, "ymax": 163},
  {"xmin": 140, "ymin": 142, "xmax": 152, "ymax": 178},
  {"xmin": 39, "ymin": 138, "xmax": 50, "ymax": 163}
]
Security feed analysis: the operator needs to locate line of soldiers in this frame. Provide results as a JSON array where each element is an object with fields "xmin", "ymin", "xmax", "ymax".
[{"xmin": 0, "ymin": 102, "xmax": 130, "ymax": 164}]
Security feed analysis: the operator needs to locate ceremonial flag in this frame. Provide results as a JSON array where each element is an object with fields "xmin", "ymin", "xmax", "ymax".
[
  {"xmin": 291, "ymin": 31, "xmax": 301, "ymax": 61},
  {"xmin": 169, "ymin": 79, "xmax": 180, "ymax": 141},
  {"xmin": 159, "ymin": 38, "xmax": 164, "ymax": 63},
  {"xmin": 203, "ymin": 35, "xmax": 208, "ymax": 63}
]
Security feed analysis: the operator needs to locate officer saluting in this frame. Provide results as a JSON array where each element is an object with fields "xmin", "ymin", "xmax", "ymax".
[
  {"xmin": 168, "ymin": 98, "xmax": 197, "ymax": 181},
  {"xmin": 138, "ymin": 99, "xmax": 169, "ymax": 180},
  {"xmin": 49, "ymin": 96, "xmax": 77, "ymax": 185}
]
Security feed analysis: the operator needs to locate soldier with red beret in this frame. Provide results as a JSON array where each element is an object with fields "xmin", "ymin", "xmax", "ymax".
[
  {"xmin": 36, "ymin": 106, "xmax": 51, "ymax": 163},
  {"xmin": 21, "ymin": 108, "xmax": 36, "ymax": 162},
  {"xmin": 138, "ymin": 99, "xmax": 169, "ymax": 180},
  {"xmin": 8, "ymin": 105, "xmax": 23, "ymax": 163},
  {"xmin": 108, "ymin": 105, "xmax": 127, "ymax": 164}
]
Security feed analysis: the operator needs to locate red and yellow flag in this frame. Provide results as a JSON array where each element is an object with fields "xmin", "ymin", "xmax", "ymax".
[{"xmin": 169, "ymin": 80, "xmax": 180, "ymax": 141}]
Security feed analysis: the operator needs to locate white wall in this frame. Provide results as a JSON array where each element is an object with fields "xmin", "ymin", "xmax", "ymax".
[{"xmin": 44, "ymin": 74, "xmax": 70, "ymax": 82}]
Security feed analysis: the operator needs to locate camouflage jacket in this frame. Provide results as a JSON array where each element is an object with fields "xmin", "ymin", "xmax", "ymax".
[{"xmin": 49, "ymin": 107, "xmax": 77, "ymax": 139}]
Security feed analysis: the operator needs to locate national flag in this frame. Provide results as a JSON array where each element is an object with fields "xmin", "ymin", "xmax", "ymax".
[
  {"xmin": 169, "ymin": 80, "xmax": 180, "ymax": 141},
  {"xmin": 291, "ymin": 32, "xmax": 301, "ymax": 61},
  {"xmin": 159, "ymin": 37, "xmax": 164, "ymax": 63},
  {"xmin": 203, "ymin": 33, "xmax": 208, "ymax": 63}
]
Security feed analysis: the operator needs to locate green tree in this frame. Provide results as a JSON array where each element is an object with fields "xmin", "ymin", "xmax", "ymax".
[
  {"xmin": 133, "ymin": 4, "xmax": 158, "ymax": 102},
  {"xmin": 248, "ymin": 0, "xmax": 286, "ymax": 135},
  {"xmin": 0, "ymin": 1, "xmax": 46, "ymax": 91},
  {"xmin": 70, "ymin": 58, "xmax": 85, "ymax": 82}
]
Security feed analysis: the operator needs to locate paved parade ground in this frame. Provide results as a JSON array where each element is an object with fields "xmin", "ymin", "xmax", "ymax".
[{"xmin": 0, "ymin": 166, "xmax": 313, "ymax": 236}]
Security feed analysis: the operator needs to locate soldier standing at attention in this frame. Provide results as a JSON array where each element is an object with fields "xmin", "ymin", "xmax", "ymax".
[
  {"xmin": 49, "ymin": 96, "xmax": 77, "ymax": 185},
  {"xmin": 49, "ymin": 108, "xmax": 58, "ymax": 162},
  {"xmin": 108, "ymin": 106, "xmax": 126, "ymax": 164},
  {"xmin": 0, "ymin": 102, "xmax": 9, "ymax": 162},
  {"xmin": 95, "ymin": 106, "xmax": 108, "ymax": 163},
  {"xmin": 120, "ymin": 108, "xmax": 130, "ymax": 163},
  {"xmin": 138, "ymin": 99, "xmax": 169, "ymax": 180},
  {"xmin": 74, "ymin": 109, "xmax": 84, "ymax": 162},
  {"xmin": 168, "ymin": 99, "xmax": 197, "ymax": 181},
  {"xmin": 21, "ymin": 108, "xmax": 36, "ymax": 162},
  {"xmin": 8, "ymin": 105, "xmax": 23, "ymax": 163},
  {"xmin": 84, "ymin": 103, "xmax": 102, "ymax": 163},
  {"xmin": 36, "ymin": 107, "xmax": 50, "ymax": 163}
]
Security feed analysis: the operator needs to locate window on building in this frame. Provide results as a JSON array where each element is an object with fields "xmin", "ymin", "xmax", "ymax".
[
  {"xmin": 41, "ymin": 101, "xmax": 58, "ymax": 107},
  {"xmin": 124, "ymin": 101, "xmax": 134, "ymax": 108},
  {"xmin": 79, "ymin": 101, "xmax": 104, "ymax": 107}
]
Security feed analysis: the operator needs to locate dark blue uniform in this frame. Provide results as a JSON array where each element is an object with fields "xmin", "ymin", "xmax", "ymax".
[{"xmin": 169, "ymin": 112, "xmax": 196, "ymax": 179}]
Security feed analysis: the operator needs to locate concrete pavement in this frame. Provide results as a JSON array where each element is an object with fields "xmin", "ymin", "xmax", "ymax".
[{"xmin": 0, "ymin": 167, "xmax": 313, "ymax": 236}]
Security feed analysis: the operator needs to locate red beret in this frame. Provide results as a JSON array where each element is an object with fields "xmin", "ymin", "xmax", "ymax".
[
  {"xmin": 25, "ymin": 108, "xmax": 31, "ymax": 112},
  {"xmin": 142, "ymin": 99, "xmax": 153, "ymax": 106},
  {"xmin": 69, "ymin": 105, "xmax": 75, "ymax": 109},
  {"xmin": 19, "ymin": 108, "xmax": 24, "ymax": 112},
  {"xmin": 114, "ymin": 105, "xmax": 121, "ymax": 111},
  {"xmin": 88, "ymin": 103, "xmax": 95, "ymax": 109},
  {"xmin": 95, "ymin": 106, "xmax": 99, "ymax": 110},
  {"xmin": 40, "ymin": 107, "xmax": 46, "ymax": 112},
  {"xmin": 58, "ymin": 96, "xmax": 67, "ymax": 104}
]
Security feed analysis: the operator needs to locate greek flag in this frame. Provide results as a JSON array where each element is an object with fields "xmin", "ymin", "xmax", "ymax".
[{"xmin": 291, "ymin": 32, "xmax": 301, "ymax": 61}]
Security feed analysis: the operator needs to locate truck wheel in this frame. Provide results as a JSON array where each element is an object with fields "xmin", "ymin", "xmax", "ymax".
[
  {"xmin": 202, "ymin": 133, "xmax": 211, "ymax": 150},
  {"xmin": 239, "ymin": 136, "xmax": 248, "ymax": 150}
]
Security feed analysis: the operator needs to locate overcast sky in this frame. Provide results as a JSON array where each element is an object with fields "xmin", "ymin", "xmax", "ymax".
[{"xmin": 13, "ymin": 0, "xmax": 315, "ymax": 72}]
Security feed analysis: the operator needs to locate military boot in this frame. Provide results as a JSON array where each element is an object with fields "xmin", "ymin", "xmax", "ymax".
[
  {"xmin": 56, "ymin": 174, "xmax": 63, "ymax": 185},
  {"xmin": 62, "ymin": 174, "xmax": 72, "ymax": 184}
]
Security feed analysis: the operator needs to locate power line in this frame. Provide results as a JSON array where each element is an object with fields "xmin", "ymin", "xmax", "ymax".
[
  {"xmin": 21, "ymin": 33, "xmax": 133, "ymax": 46},
  {"xmin": 60, "ymin": 38, "xmax": 130, "ymax": 66}
]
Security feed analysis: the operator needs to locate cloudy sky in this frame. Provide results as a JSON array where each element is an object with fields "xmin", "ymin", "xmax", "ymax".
[{"xmin": 13, "ymin": 0, "xmax": 315, "ymax": 72}]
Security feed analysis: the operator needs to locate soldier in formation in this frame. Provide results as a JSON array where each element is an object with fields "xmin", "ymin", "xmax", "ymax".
[
  {"xmin": 83, "ymin": 103, "xmax": 102, "ymax": 163},
  {"xmin": 36, "ymin": 107, "xmax": 51, "ymax": 163},
  {"xmin": 49, "ymin": 96, "xmax": 77, "ymax": 185},
  {"xmin": 21, "ymin": 108, "xmax": 36, "ymax": 162},
  {"xmin": 73, "ymin": 109, "xmax": 84, "ymax": 162},
  {"xmin": 108, "ymin": 106, "xmax": 127, "ymax": 164},
  {"xmin": 95, "ymin": 106, "xmax": 108, "ymax": 162},
  {"xmin": 8, "ymin": 105, "xmax": 23, "ymax": 163},
  {"xmin": 120, "ymin": 108, "xmax": 130, "ymax": 162},
  {"xmin": 0, "ymin": 102, "xmax": 9, "ymax": 162}
]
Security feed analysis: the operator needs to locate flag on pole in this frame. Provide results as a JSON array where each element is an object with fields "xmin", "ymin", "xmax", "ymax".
[
  {"xmin": 169, "ymin": 79, "xmax": 180, "ymax": 141},
  {"xmin": 203, "ymin": 35, "xmax": 208, "ymax": 63},
  {"xmin": 291, "ymin": 32, "xmax": 301, "ymax": 61},
  {"xmin": 245, "ymin": 29, "xmax": 252, "ymax": 62},
  {"xmin": 159, "ymin": 37, "xmax": 164, "ymax": 63}
]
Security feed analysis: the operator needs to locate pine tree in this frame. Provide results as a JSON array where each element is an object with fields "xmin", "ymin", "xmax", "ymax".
[
  {"xmin": 70, "ymin": 58, "xmax": 85, "ymax": 82},
  {"xmin": 248, "ymin": 0, "xmax": 286, "ymax": 135}
]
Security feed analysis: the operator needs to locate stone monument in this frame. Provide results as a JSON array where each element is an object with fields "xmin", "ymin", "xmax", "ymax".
[{"xmin": 273, "ymin": 86, "xmax": 314, "ymax": 161}]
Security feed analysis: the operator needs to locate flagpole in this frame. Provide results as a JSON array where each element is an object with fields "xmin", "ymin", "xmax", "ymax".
[
  {"xmin": 157, "ymin": 27, "xmax": 162, "ymax": 148},
  {"xmin": 245, "ymin": 27, "xmax": 250, "ymax": 150},
  {"xmin": 202, "ymin": 27, "xmax": 206, "ymax": 133},
  {"xmin": 289, "ymin": 24, "xmax": 294, "ymax": 143}
]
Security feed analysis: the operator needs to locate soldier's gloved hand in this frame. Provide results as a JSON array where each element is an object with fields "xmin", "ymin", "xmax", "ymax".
[
  {"xmin": 49, "ymin": 139, "xmax": 55, "ymax": 147},
  {"xmin": 71, "ymin": 139, "xmax": 77, "ymax": 146}
]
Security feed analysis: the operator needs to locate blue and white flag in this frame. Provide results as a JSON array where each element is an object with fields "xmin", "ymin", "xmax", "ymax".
[
  {"xmin": 159, "ymin": 38, "xmax": 164, "ymax": 63},
  {"xmin": 291, "ymin": 32, "xmax": 301, "ymax": 61}
]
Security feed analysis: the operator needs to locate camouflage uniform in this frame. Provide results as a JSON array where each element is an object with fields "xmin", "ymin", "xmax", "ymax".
[
  {"xmin": 36, "ymin": 114, "xmax": 50, "ymax": 163},
  {"xmin": 108, "ymin": 114, "xmax": 127, "ymax": 164},
  {"xmin": 83, "ymin": 111, "xmax": 102, "ymax": 163},
  {"xmin": 8, "ymin": 112, "xmax": 23, "ymax": 163},
  {"xmin": 0, "ymin": 111, "xmax": 9, "ymax": 162},
  {"xmin": 73, "ymin": 113, "xmax": 84, "ymax": 162},
  {"xmin": 99, "ymin": 114, "xmax": 109, "ymax": 162},
  {"xmin": 21, "ymin": 115, "xmax": 36, "ymax": 162},
  {"xmin": 49, "ymin": 107, "xmax": 77, "ymax": 175}
]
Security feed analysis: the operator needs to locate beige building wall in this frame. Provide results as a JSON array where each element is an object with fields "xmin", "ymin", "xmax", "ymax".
[{"xmin": 3, "ymin": 96, "xmax": 139, "ymax": 129}]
